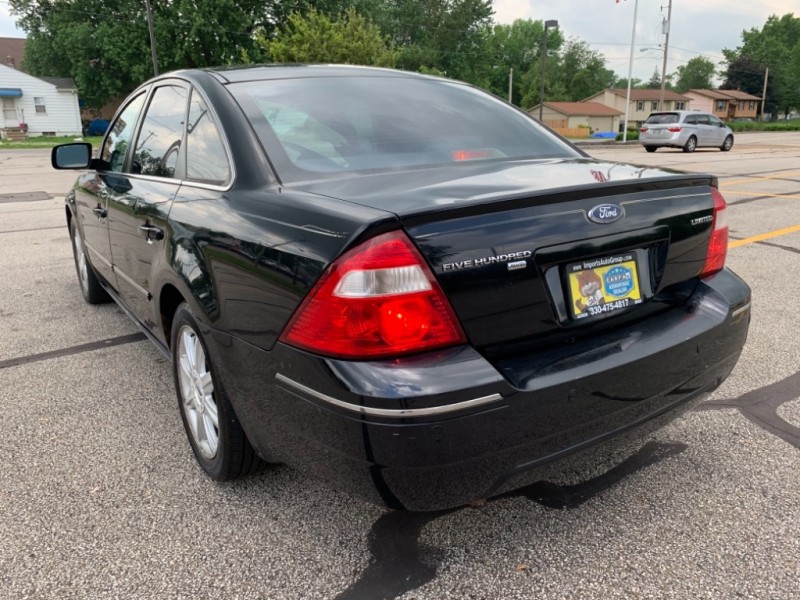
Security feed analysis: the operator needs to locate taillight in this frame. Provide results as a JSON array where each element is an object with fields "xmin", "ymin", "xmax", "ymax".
[
  {"xmin": 667, "ymin": 126, "xmax": 682, "ymax": 133},
  {"xmin": 280, "ymin": 231, "xmax": 467, "ymax": 359},
  {"xmin": 701, "ymin": 187, "xmax": 729, "ymax": 277},
  {"xmin": 639, "ymin": 127, "xmax": 648, "ymax": 133}
]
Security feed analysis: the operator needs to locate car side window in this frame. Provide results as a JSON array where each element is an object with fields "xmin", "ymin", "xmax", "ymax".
[
  {"xmin": 101, "ymin": 92, "xmax": 147, "ymax": 173},
  {"xmin": 684, "ymin": 115, "xmax": 696, "ymax": 125},
  {"xmin": 697, "ymin": 115, "xmax": 710, "ymax": 125},
  {"xmin": 185, "ymin": 89, "xmax": 231, "ymax": 185},
  {"xmin": 132, "ymin": 85, "xmax": 189, "ymax": 179},
  {"xmin": 709, "ymin": 115, "xmax": 722, "ymax": 127}
]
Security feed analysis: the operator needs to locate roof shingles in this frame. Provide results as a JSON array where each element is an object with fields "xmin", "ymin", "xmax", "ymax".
[{"xmin": 541, "ymin": 101, "xmax": 623, "ymax": 117}]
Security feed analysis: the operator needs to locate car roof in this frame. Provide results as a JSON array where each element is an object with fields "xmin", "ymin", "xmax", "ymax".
[{"xmin": 199, "ymin": 64, "xmax": 440, "ymax": 84}]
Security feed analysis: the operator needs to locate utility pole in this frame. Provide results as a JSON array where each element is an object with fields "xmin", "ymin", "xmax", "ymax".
[
  {"xmin": 144, "ymin": 0, "xmax": 159, "ymax": 76},
  {"xmin": 658, "ymin": 0, "xmax": 673, "ymax": 111},
  {"xmin": 760, "ymin": 66, "xmax": 769, "ymax": 121},
  {"xmin": 508, "ymin": 68, "xmax": 513, "ymax": 103},
  {"xmin": 538, "ymin": 20, "xmax": 558, "ymax": 122},
  {"xmin": 623, "ymin": 0, "xmax": 640, "ymax": 143}
]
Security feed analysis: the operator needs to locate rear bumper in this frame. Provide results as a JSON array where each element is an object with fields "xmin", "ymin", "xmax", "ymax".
[
  {"xmin": 640, "ymin": 132, "xmax": 686, "ymax": 147},
  {"xmin": 206, "ymin": 269, "xmax": 750, "ymax": 511}
]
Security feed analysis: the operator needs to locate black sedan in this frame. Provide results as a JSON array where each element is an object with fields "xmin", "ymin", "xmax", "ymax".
[{"xmin": 52, "ymin": 65, "xmax": 750, "ymax": 511}]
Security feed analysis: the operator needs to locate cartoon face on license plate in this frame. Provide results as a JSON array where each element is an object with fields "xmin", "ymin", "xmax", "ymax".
[{"xmin": 568, "ymin": 255, "xmax": 643, "ymax": 319}]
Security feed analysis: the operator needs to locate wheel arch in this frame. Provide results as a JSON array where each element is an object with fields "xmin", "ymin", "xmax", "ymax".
[
  {"xmin": 156, "ymin": 237, "xmax": 219, "ymax": 348},
  {"xmin": 158, "ymin": 283, "xmax": 187, "ymax": 348}
]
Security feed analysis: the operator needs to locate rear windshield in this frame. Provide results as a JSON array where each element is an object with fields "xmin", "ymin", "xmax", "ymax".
[
  {"xmin": 229, "ymin": 75, "xmax": 577, "ymax": 182},
  {"xmin": 645, "ymin": 113, "xmax": 680, "ymax": 124}
]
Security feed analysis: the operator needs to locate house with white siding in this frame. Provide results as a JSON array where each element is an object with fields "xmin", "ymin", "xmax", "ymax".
[{"xmin": 0, "ymin": 63, "xmax": 82, "ymax": 139}]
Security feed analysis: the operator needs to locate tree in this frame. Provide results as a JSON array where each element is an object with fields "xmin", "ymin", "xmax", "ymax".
[
  {"xmin": 380, "ymin": 0, "xmax": 494, "ymax": 83},
  {"xmin": 482, "ymin": 19, "xmax": 556, "ymax": 105},
  {"xmin": 11, "ymin": 0, "xmax": 271, "ymax": 109},
  {"xmin": 257, "ymin": 8, "xmax": 397, "ymax": 66},
  {"xmin": 645, "ymin": 67, "xmax": 662, "ymax": 89},
  {"xmin": 722, "ymin": 14, "xmax": 800, "ymax": 118},
  {"xmin": 721, "ymin": 54, "xmax": 774, "ymax": 116},
  {"xmin": 615, "ymin": 77, "xmax": 643, "ymax": 90},
  {"xmin": 520, "ymin": 38, "xmax": 615, "ymax": 108},
  {"xmin": 673, "ymin": 56, "xmax": 716, "ymax": 92}
]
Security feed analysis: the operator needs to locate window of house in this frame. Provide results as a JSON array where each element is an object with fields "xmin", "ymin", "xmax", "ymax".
[
  {"xmin": 737, "ymin": 101, "xmax": 744, "ymax": 110},
  {"xmin": 749, "ymin": 101, "xmax": 755, "ymax": 110},
  {"xmin": 34, "ymin": 97, "xmax": 46, "ymax": 115},
  {"xmin": 636, "ymin": 101, "xmax": 644, "ymax": 111},
  {"xmin": 651, "ymin": 101, "xmax": 658, "ymax": 111},
  {"xmin": 716, "ymin": 100, "xmax": 726, "ymax": 111},
  {"xmin": 676, "ymin": 101, "xmax": 685, "ymax": 110}
]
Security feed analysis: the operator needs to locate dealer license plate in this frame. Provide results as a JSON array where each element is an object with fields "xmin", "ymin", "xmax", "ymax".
[{"xmin": 567, "ymin": 253, "xmax": 643, "ymax": 320}]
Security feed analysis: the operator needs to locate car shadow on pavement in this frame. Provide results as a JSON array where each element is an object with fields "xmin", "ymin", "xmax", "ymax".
[
  {"xmin": 334, "ymin": 369, "xmax": 800, "ymax": 600},
  {"xmin": 334, "ymin": 440, "xmax": 688, "ymax": 600},
  {"xmin": 696, "ymin": 369, "xmax": 800, "ymax": 450}
]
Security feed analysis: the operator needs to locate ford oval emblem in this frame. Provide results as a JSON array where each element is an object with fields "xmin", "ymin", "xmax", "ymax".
[{"xmin": 587, "ymin": 203, "xmax": 624, "ymax": 224}]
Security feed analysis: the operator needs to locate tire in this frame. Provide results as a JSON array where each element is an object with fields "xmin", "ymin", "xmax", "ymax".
[
  {"xmin": 171, "ymin": 302, "xmax": 264, "ymax": 480},
  {"xmin": 721, "ymin": 135, "xmax": 734, "ymax": 152},
  {"xmin": 645, "ymin": 145, "xmax": 657, "ymax": 153},
  {"xmin": 682, "ymin": 136, "xmax": 697, "ymax": 153},
  {"xmin": 69, "ymin": 217, "xmax": 111, "ymax": 304}
]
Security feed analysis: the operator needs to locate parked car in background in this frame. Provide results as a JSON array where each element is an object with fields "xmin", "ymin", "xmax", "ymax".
[
  {"xmin": 640, "ymin": 111, "xmax": 734, "ymax": 153},
  {"xmin": 81, "ymin": 118, "xmax": 110, "ymax": 137},
  {"xmin": 51, "ymin": 66, "xmax": 750, "ymax": 511}
]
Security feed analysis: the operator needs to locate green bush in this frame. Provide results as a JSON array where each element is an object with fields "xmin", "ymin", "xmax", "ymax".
[
  {"xmin": 728, "ymin": 120, "xmax": 800, "ymax": 132},
  {"xmin": 616, "ymin": 130, "xmax": 639, "ymax": 141}
]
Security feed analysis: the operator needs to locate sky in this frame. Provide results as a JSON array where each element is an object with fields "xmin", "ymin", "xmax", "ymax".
[{"xmin": 0, "ymin": 0, "xmax": 794, "ymax": 81}]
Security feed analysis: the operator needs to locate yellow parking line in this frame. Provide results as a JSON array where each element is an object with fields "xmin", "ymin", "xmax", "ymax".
[
  {"xmin": 723, "ymin": 190, "xmax": 800, "ymax": 200},
  {"xmin": 729, "ymin": 224, "xmax": 800, "ymax": 249},
  {"xmin": 721, "ymin": 170, "xmax": 800, "ymax": 188}
]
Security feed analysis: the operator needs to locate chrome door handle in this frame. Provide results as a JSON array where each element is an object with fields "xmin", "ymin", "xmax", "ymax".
[
  {"xmin": 139, "ymin": 223, "xmax": 164, "ymax": 244},
  {"xmin": 92, "ymin": 205, "xmax": 107, "ymax": 219}
]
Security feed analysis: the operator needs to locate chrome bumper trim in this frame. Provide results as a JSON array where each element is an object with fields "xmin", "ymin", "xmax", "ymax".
[
  {"xmin": 275, "ymin": 373, "xmax": 503, "ymax": 418},
  {"xmin": 731, "ymin": 301, "xmax": 751, "ymax": 319}
]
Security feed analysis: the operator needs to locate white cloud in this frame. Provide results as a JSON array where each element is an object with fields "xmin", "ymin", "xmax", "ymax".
[{"xmin": 492, "ymin": 0, "xmax": 791, "ymax": 79}]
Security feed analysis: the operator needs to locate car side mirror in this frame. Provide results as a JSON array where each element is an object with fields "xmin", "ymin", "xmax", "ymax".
[{"xmin": 51, "ymin": 143, "xmax": 92, "ymax": 169}]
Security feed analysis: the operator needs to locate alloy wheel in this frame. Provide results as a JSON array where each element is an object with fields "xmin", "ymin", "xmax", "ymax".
[
  {"xmin": 73, "ymin": 226, "xmax": 90, "ymax": 294},
  {"xmin": 177, "ymin": 325, "xmax": 219, "ymax": 459}
]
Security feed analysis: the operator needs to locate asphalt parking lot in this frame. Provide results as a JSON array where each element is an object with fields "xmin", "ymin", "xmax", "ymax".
[{"xmin": 1, "ymin": 132, "xmax": 799, "ymax": 599}]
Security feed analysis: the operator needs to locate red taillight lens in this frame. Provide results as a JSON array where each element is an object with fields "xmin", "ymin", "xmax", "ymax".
[
  {"xmin": 639, "ymin": 127, "xmax": 648, "ymax": 133},
  {"xmin": 280, "ymin": 231, "xmax": 467, "ymax": 359},
  {"xmin": 701, "ymin": 187, "xmax": 729, "ymax": 277},
  {"xmin": 667, "ymin": 126, "xmax": 682, "ymax": 132}
]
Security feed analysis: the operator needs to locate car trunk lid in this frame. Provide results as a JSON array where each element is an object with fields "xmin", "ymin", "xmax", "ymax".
[{"xmin": 292, "ymin": 158, "xmax": 718, "ymax": 351}]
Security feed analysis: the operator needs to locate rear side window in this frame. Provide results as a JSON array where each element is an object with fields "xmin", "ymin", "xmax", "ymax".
[
  {"xmin": 684, "ymin": 115, "xmax": 697, "ymax": 125},
  {"xmin": 229, "ymin": 76, "xmax": 577, "ymax": 182},
  {"xmin": 185, "ymin": 89, "xmax": 231, "ymax": 185},
  {"xmin": 644, "ymin": 113, "xmax": 679, "ymax": 124},
  {"xmin": 132, "ymin": 85, "xmax": 189, "ymax": 179}
]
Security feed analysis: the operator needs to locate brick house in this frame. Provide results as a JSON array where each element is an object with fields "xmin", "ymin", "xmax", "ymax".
[{"xmin": 685, "ymin": 89, "xmax": 761, "ymax": 121}]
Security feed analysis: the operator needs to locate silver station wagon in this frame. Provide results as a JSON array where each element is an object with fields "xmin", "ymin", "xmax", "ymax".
[{"xmin": 640, "ymin": 111, "xmax": 734, "ymax": 153}]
